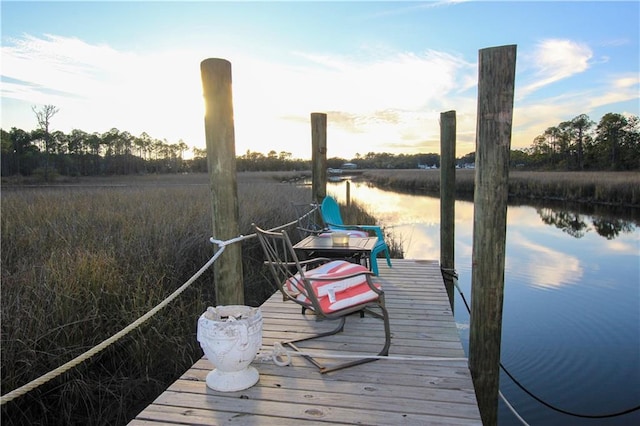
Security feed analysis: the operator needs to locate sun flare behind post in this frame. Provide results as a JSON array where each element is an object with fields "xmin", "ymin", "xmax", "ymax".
[{"xmin": 200, "ymin": 58, "xmax": 244, "ymax": 306}]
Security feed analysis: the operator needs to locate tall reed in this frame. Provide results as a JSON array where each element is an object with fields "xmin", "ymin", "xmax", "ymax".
[
  {"xmin": 1, "ymin": 172, "xmax": 400, "ymax": 425},
  {"xmin": 0, "ymin": 174, "xmax": 311, "ymax": 425},
  {"xmin": 362, "ymin": 169, "xmax": 640, "ymax": 206}
]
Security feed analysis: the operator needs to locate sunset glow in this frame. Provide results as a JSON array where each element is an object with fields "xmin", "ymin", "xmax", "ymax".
[{"xmin": 2, "ymin": 1, "xmax": 638, "ymax": 159}]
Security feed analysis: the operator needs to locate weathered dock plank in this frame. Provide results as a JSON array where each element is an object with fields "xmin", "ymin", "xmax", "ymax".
[{"xmin": 130, "ymin": 259, "xmax": 481, "ymax": 425}]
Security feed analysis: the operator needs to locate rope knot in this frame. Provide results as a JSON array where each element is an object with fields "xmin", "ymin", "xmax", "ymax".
[{"xmin": 271, "ymin": 342, "xmax": 292, "ymax": 367}]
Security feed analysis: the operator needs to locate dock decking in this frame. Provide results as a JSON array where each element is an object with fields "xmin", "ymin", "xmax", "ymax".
[{"xmin": 130, "ymin": 259, "xmax": 481, "ymax": 425}]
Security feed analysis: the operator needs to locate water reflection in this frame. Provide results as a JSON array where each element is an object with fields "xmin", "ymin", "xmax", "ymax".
[
  {"xmin": 507, "ymin": 232, "xmax": 583, "ymax": 290},
  {"xmin": 327, "ymin": 180, "xmax": 640, "ymax": 426},
  {"xmin": 329, "ymin": 181, "xmax": 638, "ymax": 243},
  {"xmin": 537, "ymin": 207, "xmax": 637, "ymax": 240},
  {"xmin": 593, "ymin": 217, "xmax": 637, "ymax": 240},
  {"xmin": 538, "ymin": 208, "xmax": 590, "ymax": 238}
]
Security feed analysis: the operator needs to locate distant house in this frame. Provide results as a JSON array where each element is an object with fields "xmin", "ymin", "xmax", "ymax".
[
  {"xmin": 456, "ymin": 163, "xmax": 475, "ymax": 169},
  {"xmin": 418, "ymin": 163, "xmax": 438, "ymax": 169},
  {"xmin": 341, "ymin": 162, "xmax": 357, "ymax": 170}
]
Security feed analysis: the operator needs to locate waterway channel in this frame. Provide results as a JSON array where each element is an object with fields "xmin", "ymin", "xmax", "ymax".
[{"xmin": 326, "ymin": 179, "xmax": 640, "ymax": 426}]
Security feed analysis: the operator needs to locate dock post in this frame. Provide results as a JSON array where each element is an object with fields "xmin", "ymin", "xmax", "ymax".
[
  {"xmin": 469, "ymin": 45, "xmax": 517, "ymax": 426},
  {"xmin": 439, "ymin": 110, "xmax": 456, "ymax": 311},
  {"xmin": 311, "ymin": 112, "xmax": 327, "ymax": 203},
  {"xmin": 201, "ymin": 58, "xmax": 244, "ymax": 306}
]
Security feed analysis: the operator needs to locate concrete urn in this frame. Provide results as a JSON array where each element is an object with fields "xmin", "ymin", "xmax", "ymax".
[{"xmin": 197, "ymin": 305, "xmax": 263, "ymax": 392}]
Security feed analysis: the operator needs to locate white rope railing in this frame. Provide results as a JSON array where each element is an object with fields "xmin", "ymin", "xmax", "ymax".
[
  {"xmin": 258, "ymin": 342, "xmax": 468, "ymax": 367},
  {"xmin": 0, "ymin": 210, "xmax": 311, "ymax": 405},
  {"xmin": 3, "ymin": 202, "xmax": 525, "ymax": 425},
  {"xmin": 1, "ymin": 244, "xmax": 228, "ymax": 405},
  {"xmin": 6, "ymin": 204, "xmax": 447, "ymax": 406}
]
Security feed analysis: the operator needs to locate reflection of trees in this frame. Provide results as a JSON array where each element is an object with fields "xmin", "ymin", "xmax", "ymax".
[
  {"xmin": 592, "ymin": 218, "xmax": 636, "ymax": 240},
  {"xmin": 537, "ymin": 208, "xmax": 589, "ymax": 238},
  {"xmin": 537, "ymin": 207, "xmax": 636, "ymax": 240}
]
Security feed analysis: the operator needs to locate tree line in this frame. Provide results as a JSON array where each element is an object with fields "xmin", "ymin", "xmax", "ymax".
[
  {"xmin": 1, "ymin": 107, "xmax": 638, "ymax": 179},
  {"xmin": 524, "ymin": 112, "xmax": 639, "ymax": 170},
  {"xmin": 1, "ymin": 128, "xmax": 196, "ymax": 179}
]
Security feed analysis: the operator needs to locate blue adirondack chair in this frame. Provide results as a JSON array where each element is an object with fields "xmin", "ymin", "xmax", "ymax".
[{"xmin": 320, "ymin": 196, "xmax": 392, "ymax": 275}]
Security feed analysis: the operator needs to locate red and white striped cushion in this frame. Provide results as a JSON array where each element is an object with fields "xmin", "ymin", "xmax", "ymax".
[
  {"xmin": 285, "ymin": 260, "xmax": 381, "ymax": 313},
  {"xmin": 285, "ymin": 260, "xmax": 361, "ymax": 294},
  {"xmin": 298, "ymin": 282, "xmax": 381, "ymax": 313}
]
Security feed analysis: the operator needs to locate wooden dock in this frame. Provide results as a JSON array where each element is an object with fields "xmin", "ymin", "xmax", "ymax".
[{"xmin": 130, "ymin": 259, "xmax": 481, "ymax": 425}]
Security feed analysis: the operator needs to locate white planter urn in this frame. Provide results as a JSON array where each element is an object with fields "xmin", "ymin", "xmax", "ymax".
[{"xmin": 197, "ymin": 305, "xmax": 263, "ymax": 392}]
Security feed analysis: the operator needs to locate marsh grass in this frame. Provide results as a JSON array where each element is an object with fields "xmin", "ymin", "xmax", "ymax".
[
  {"xmin": 362, "ymin": 169, "xmax": 640, "ymax": 206},
  {"xmin": 508, "ymin": 171, "xmax": 640, "ymax": 206},
  {"xmin": 1, "ymin": 172, "xmax": 397, "ymax": 425},
  {"xmin": 3, "ymin": 168, "xmax": 630, "ymax": 424},
  {"xmin": 0, "ymin": 173, "xmax": 311, "ymax": 424}
]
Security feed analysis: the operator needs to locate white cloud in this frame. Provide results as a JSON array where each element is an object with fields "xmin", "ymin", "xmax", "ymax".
[
  {"xmin": 2, "ymin": 32, "xmax": 635, "ymax": 160},
  {"xmin": 512, "ymin": 72, "xmax": 640, "ymax": 149},
  {"xmin": 2, "ymin": 34, "xmax": 128, "ymax": 102},
  {"xmin": 604, "ymin": 234, "xmax": 640, "ymax": 255},
  {"xmin": 198, "ymin": 48, "xmax": 477, "ymax": 157},
  {"xmin": 586, "ymin": 74, "xmax": 640, "ymax": 110},
  {"xmin": 508, "ymin": 233, "xmax": 584, "ymax": 289},
  {"xmin": 290, "ymin": 50, "xmax": 474, "ymax": 113},
  {"xmin": 2, "ymin": 34, "xmax": 207, "ymax": 144},
  {"xmin": 519, "ymin": 39, "xmax": 593, "ymax": 98}
]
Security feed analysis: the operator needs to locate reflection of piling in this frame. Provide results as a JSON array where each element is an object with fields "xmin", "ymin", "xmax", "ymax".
[
  {"xmin": 440, "ymin": 110, "xmax": 456, "ymax": 312},
  {"xmin": 201, "ymin": 58, "xmax": 244, "ymax": 305},
  {"xmin": 469, "ymin": 45, "xmax": 517, "ymax": 426},
  {"xmin": 311, "ymin": 113, "xmax": 327, "ymax": 203}
]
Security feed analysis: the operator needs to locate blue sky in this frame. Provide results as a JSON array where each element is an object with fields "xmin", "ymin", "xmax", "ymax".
[{"xmin": 2, "ymin": 1, "xmax": 638, "ymax": 159}]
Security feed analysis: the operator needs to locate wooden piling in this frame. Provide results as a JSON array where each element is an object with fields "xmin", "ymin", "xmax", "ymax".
[
  {"xmin": 200, "ymin": 58, "xmax": 244, "ymax": 306},
  {"xmin": 439, "ymin": 110, "xmax": 456, "ymax": 311},
  {"xmin": 469, "ymin": 45, "xmax": 517, "ymax": 426},
  {"xmin": 311, "ymin": 112, "xmax": 327, "ymax": 203}
]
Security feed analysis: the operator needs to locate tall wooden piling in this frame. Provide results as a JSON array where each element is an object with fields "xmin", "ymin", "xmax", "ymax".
[
  {"xmin": 201, "ymin": 58, "xmax": 244, "ymax": 306},
  {"xmin": 439, "ymin": 110, "xmax": 456, "ymax": 311},
  {"xmin": 469, "ymin": 45, "xmax": 517, "ymax": 425},
  {"xmin": 311, "ymin": 112, "xmax": 328, "ymax": 203},
  {"xmin": 346, "ymin": 180, "xmax": 351, "ymax": 207}
]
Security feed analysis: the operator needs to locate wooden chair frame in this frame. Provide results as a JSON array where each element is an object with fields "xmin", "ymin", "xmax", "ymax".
[{"xmin": 253, "ymin": 224, "xmax": 391, "ymax": 373}]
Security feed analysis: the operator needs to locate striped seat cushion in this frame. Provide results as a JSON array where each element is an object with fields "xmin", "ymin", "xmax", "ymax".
[{"xmin": 285, "ymin": 260, "xmax": 381, "ymax": 313}]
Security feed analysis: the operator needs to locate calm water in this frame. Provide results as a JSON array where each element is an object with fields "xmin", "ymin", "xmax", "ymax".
[{"xmin": 327, "ymin": 180, "xmax": 640, "ymax": 426}]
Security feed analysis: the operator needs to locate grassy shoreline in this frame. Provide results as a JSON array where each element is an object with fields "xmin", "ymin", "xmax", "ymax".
[
  {"xmin": 2, "ymin": 169, "xmax": 636, "ymax": 424},
  {"xmin": 0, "ymin": 172, "xmax": 396, "ymax": 425},
  {"xmin": 4, "ymin": 168, "xmax": 638, "ymax": 206},
  {"xmin": 361, "ymin": 169, "xmax": 640, "ymax": 207}
]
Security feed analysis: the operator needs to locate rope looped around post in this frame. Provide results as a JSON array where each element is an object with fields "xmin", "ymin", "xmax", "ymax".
[{"xmin": 0, "ymin": 212, "xmax": 311, "ymax": 406}]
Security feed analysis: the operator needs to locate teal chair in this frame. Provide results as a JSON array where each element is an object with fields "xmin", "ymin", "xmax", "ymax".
[{"xmin": 320, "ymin": 196, "xmax": 392, "ymax": 275}]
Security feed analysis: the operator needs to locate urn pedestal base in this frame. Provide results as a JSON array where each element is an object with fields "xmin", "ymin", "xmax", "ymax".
[
  {"xmin": 205, "ymin": 366, "xmax": 260, "ymax": 392},
  {"xmin": 197, "ymin": 305, "xmax": 263, "ymax": 393}
]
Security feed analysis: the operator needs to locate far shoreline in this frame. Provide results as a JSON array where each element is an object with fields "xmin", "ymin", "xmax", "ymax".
[{"xmin": 2, "ymin": 169, "xmax": 639, "ymax": 208}]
